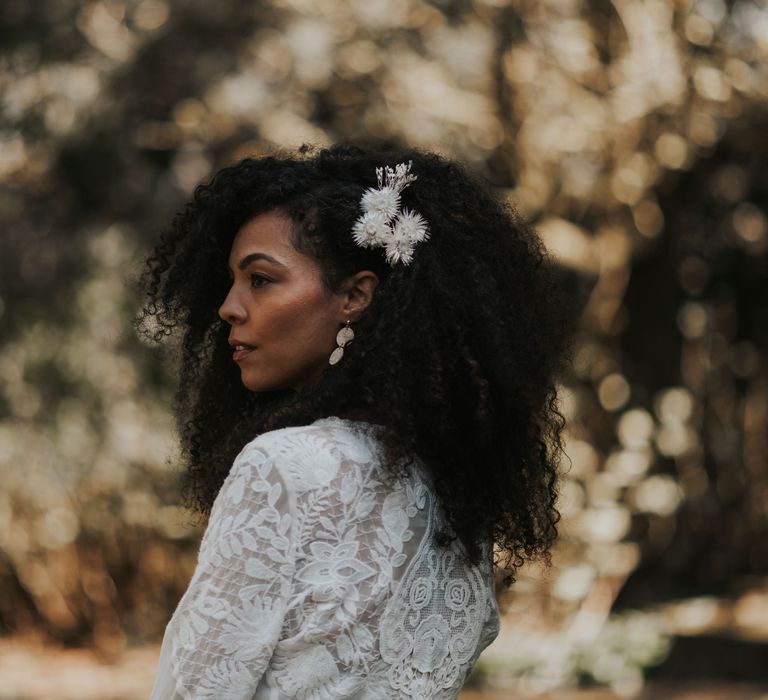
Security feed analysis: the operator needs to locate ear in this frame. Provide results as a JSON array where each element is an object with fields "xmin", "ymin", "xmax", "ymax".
[{"xmin": 339, "ymin": 270, "xmax": 379, "ymax": 321}]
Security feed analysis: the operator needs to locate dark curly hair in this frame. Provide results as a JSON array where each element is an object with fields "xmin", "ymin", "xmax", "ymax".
[{"xmin": 135, "ymin": 142, "xmax": 574, "ymax": 581}]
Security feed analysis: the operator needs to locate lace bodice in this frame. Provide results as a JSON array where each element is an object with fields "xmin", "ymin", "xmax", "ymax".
[{"xmin": 150, "ymin": 416, "xmax": 500, "ymax": 699}]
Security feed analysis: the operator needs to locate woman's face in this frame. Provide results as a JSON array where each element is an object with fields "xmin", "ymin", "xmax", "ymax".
[{"xmin": 218, "ymin": 209, "xmax": 377, "ymax": 392}]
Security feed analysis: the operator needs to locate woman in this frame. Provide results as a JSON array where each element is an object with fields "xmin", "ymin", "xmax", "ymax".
[{"xmin": 138, "ymin": 143, "xmax": 572, "ymax": 699}]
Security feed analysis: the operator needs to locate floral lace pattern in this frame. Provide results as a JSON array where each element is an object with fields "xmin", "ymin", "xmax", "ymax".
[{"xmin": 150, "ymin": 416, "xmax": 499, "ymax": 700}]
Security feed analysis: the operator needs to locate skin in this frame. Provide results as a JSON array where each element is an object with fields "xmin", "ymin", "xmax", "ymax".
[{"xmin": 218, "ymin": 209, "xmax": 379, "ymax": 394}]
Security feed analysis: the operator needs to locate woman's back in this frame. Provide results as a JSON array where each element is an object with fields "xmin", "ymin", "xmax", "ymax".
[{"xmin": 151, "ymin": 416, "xmax": 500, "ymax": 699}]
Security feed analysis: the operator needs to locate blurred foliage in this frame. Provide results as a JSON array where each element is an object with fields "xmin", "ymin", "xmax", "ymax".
[
  {"xmin": 0, "ymin": 0, "xmax": 767, "ymax": 686},
  {"xmin": 474, "ymin": 610, "xmax": 672, "ymax": 695}
]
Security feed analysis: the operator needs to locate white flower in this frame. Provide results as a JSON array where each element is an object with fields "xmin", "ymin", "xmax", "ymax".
[
  {"xmin": 380, "ymin": 161, "xmax": 417, "ymax": 191},
  {"xmin": 352, "ymin": 211, "xmax": 390, "ymax": 248},
  {"xmin": 351, "ymin": 160, "xmax": 428, "ymax": 266},
  {"xmin": 392, "ymin": 208, "xmax": 429, "ymax": 244},
  {"xmin": 361, "ymin": 185, "xmax": 400, "ymax": 220},
  {"xmin": 384, "ymin": 236, "xmax": 415, "ymax": 266}
]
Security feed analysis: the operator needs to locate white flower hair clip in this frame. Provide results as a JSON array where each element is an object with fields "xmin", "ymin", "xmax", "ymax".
[{"xmin": 351, "ymin": 160, "xmax": 430, "ymax": 266}]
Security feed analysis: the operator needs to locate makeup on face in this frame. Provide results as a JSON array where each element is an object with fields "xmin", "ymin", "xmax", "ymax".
[{"xmin": 218, "ymin": 211, "xmax": 345, "ymax": 392}]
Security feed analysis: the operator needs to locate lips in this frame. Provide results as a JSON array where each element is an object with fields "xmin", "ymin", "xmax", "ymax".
[{"xmin": 229, "ymin": 339, "xmax": 256, "ymax": 362}]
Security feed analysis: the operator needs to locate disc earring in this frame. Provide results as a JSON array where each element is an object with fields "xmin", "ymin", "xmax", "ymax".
[{"xmin": 329, "ymin": 319, "xmax": 354, "ymax": 365}]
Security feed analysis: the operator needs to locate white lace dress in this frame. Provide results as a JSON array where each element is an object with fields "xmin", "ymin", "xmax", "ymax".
[{"xmin": 150, "ymin": 415, "xmax": 500, "ymax": 699}]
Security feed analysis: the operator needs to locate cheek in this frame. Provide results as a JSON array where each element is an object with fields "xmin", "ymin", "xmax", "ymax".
[{"xmin": 265, "ymin": 287, "xmax": 336, "ymax": 347}]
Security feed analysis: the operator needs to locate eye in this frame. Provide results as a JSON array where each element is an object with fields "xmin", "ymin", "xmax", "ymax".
[{"xmin": 250, "ymin": 273, "xmax": 271, "ymax": 289}]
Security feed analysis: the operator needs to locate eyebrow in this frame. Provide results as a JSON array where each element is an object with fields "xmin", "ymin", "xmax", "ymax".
[{"xmin": 229, "ymin": 252, "xmax": 287, "ymax": 272}]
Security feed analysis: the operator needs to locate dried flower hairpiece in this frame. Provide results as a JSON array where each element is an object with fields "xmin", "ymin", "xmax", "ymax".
[{"xmin": 351, "ymin": 160, "xmax": 430, "ymax": 266}]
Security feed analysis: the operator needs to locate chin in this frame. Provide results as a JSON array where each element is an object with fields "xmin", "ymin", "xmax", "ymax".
[
  {"xmin": 242, "ymin": 379, "xmax": 280, "ymax": 392},
  {"xmin": 238, "ymin": 370, "xmax": 269, "ymax": 392}
]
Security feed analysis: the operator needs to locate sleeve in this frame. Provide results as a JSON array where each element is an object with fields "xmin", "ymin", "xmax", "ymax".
[{"xmin": 150, "ymin": 437, "xmax": 298, "ymax": 700}]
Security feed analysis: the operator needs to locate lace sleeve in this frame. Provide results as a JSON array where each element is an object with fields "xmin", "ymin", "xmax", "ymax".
[{"xmin": 150, "ymin": 437, "xmax": 298, "ymax": 700}]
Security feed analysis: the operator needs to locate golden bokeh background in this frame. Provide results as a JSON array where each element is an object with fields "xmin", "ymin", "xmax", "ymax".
[{"xmin": 1, "ymin": 0, "xmax": 767, "ymax": 697}]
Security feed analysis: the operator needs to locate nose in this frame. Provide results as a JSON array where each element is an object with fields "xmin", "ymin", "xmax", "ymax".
[{"xmin": 218, "ymin": 285, "xmax": 246, "ymax": 324}]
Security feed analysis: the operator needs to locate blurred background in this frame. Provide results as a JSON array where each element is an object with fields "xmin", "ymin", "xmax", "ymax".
[{"xmin": 1, "ymin": 0, "xmax": 767, "ymax": 698}]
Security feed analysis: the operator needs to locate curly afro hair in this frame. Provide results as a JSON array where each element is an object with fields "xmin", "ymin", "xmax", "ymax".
[{"xmin": 136, "ymin": 142, "xmax": 574, "ymax": 580}]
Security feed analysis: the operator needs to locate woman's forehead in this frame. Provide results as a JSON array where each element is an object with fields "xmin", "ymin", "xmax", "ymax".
[
  {"xmin": 229, "ymin": 211, "xmax": 317, "ymax": 271},
  {"xmin": 232, "ymin": 211, "xmax": 292, "ymax": 250}
]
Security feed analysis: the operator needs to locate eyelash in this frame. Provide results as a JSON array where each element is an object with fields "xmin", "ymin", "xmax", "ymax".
[{"xmin": 250, "ymin": 273, "xmax": 271, "ymax": 288}]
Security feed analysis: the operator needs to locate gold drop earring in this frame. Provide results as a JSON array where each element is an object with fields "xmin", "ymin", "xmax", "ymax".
[{"xmin": 329, "ymin": 319, "xmax": 354, "ymax": 365}]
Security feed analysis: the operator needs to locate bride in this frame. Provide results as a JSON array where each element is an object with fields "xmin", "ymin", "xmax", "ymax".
[{"xmin": 137, "ymin": 142, "xmax": 572, "ymax": 699}]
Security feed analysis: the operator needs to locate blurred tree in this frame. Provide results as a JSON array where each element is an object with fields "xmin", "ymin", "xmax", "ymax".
[
  {"xmin": 617, "ymin": 112, "xmax": 768, "ymax": 605},
  {"xmin": 0, "ymin": 0, "xmax": 766, "ymax": 670}
]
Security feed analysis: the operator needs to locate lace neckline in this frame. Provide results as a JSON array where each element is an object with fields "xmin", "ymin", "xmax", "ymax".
[{"xmin": 313, "ymin": 415, "xmax": 386, "ymax": 433}]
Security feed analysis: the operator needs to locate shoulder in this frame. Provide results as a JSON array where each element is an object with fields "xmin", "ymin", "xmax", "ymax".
[{"xmin": 233, "ymin": 417, "xmax": 381, "ymax": 495}]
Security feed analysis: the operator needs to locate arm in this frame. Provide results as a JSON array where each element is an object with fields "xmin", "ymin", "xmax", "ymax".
[{"xmin": 150, "ymin": 438, "xmax": 298, "ymax": 700}]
